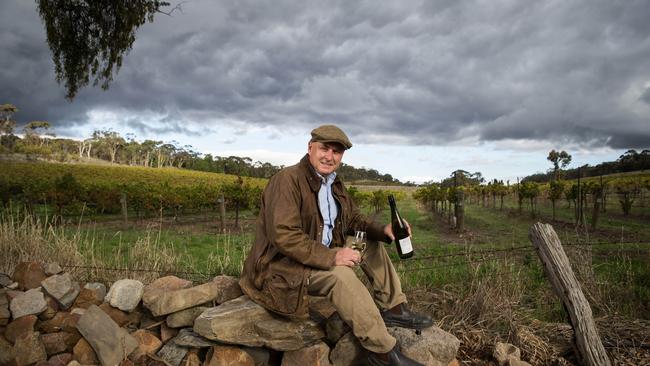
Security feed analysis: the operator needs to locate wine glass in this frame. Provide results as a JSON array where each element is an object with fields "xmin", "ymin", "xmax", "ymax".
[{"xmin": 351, "ymin": 230, "xmax": 367, "ymax": 262}]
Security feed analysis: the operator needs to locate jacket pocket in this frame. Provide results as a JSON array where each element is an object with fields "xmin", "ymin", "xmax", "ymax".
[{"xmin": 264, "ymin": 258, "xmax": 305, "ymax": 315}]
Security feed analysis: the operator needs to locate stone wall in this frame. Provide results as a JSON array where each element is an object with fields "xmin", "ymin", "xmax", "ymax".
[{"xmin": 0, "ymin": 261, "xmax": 460, "ymax": 366}]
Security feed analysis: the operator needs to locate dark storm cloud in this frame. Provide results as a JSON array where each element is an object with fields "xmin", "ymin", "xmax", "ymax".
[
  {"xmin": 642, "ymin": 87, "xmax": 650, "ymax": 105},
  {"xmin": 1, "ymin": 0, "xmax": 649, "ymax": 148}
]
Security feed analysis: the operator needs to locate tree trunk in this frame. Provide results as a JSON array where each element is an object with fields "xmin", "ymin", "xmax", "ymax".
[
  {"xmin": 591, "ymin": 195, "xmax": 600, "ymax": 229},
  {"xmin": 551, "ymin": 199, "xmax": 556, "ymax": 221},
  {"xmin": 529, "ymin": 223, "xmax": 611, "ymax": 366},
  {"xmin": 455, "ymin": 190, "xmax": 464, "ymax": 232}
]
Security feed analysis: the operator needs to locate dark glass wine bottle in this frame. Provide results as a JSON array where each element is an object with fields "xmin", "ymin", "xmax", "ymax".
[{"xmin": 388, "ymin": 194, "xmax": 414, "ymax": 259}]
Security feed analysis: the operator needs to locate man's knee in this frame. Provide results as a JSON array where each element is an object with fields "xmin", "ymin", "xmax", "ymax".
[
  {"xmin": 319, "ymin": 266, "xmax": 367, "ymax": 294},
  {"xmin": 329, "ymin": 265, "xmax": 359, "ymax": 283}
]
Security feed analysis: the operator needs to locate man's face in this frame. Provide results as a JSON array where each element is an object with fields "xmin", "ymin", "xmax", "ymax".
[{"xmin": 308, "ymin": 141, "xmax": 345, "ymax": 176}]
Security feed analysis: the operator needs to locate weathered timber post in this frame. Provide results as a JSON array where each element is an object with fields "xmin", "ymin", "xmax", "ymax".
[
  {"xmin": 529, "ymin": 223, "xmax": 611, "ymax": 366},
  {"xmin": 218, "ymin": 194, "xmax": 226, "ymax": 233},
  {"xmin": 455, "ymin": 189, "xmax": 464, "ymax": 232},
  {"xmin": 120, "ymin": 192, "xmax": 128, "ymax": 225}
]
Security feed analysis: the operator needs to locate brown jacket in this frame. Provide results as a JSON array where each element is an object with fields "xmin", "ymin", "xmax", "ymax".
[{"xmin": 239, "ymin": 154, "xmax": 390, "ymax": 318}]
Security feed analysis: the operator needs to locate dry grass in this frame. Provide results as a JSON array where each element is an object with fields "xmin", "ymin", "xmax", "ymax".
[
  {"xmin": 409, "ymin": 260, "xmax": 579, "ymax": 365},
  {"xmin": 408, "ymin": 253, "xmax": 650, "ymax": 365},
  {"xmin": 1, "ymin": 209, "xmax": 193, "ymax": 284}
]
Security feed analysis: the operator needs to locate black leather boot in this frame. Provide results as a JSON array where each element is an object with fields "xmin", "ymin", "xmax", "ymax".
[
  {"xmin": 367, "ymin": 344, "xmax": 424, "ymax": 366},
  {"xmin": 381, "ymin": 303, "xmax": 433, "ymax": 330}
]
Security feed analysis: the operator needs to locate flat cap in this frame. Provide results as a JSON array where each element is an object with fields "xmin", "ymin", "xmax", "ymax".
[{"xmin": 310, "ymin": 124, "xmax": 353, "ymax": 150}]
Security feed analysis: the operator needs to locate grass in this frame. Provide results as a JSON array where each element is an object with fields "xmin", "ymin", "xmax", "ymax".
[
  {"xmin": 2, "ymin": 186, "xmax": 648, "ymax": 364},
  {"xmin": 0, "ymin": 207, "xmax": 251, "ymax": 284}
]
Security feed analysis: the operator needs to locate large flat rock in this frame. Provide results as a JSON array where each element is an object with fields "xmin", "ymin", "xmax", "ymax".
[
  {"xmin": 281, "ymin": 341, "xmax": 332, "ymax": 366},
  {"xmin": 142, "ymin": 276, "xmax": 193, "ymax": 305},
  {"xmin": 166, "ymin": 306, "xmax": 208, "ymax": 328},
  {"xmin": 144, "ymin": 280, "xmax": 222, "ymax": 317},
  {"xmin": 389, "ymin": 326, "xmax": 460, "ymax": 366},
  {"xmin": 172, "ymin": 328, "xmax": 217, "ymax": 348},
  {"xmin": 75, "ymin": 305, "xmax": 138, "ymax": 366},
  {"xmin": 5, "ymin": 314, "xmax": 37, "ymax": 343},
  {"xmin": 211, "ymin": 275, "xmax": 243, "ymax": 304},
  {"xmin": 12, "ymin": 262, "xmax": 47, "ymax": 291},
  {"xmin": 104, "ymin": 279, "xmax": 144, "ymax": 312},
  {"xmin": 205, "ymin": 345, "xmax": 255, "ymax": 366},
  {"xmin": 156, "ymin": 342, "xmax": 188, "ymax": 366},
  {"xmin": 14, "ymin": 331, "xmax": 47, "ymax": 366},
  {"xmin": 130, "ymin": 330, "xmax": 163, "ymax": 362},
  {"xmin": 194, "ymin": 296, "xmax": 324, "ymax": 351},
  {"xmin": 41, "ymin": 273, "xmax": 80, "ymax": 310},
  {"xmin": 10, "ymin": 288, "xmax": 47, "ymax": 319}
]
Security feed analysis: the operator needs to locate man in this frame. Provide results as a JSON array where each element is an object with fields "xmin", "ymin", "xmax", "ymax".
[{"xmin": 240, "ymin": 125, "xmax": 432, "ymax": 366}]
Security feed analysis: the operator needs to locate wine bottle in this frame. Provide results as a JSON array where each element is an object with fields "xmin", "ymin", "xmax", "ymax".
[{"xmin": 388, "ymin": 194, "xmax": 414, "ymax": 259}]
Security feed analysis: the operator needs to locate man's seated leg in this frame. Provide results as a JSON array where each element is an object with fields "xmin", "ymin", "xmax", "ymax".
[
  {"xmin": 309, "ymin": 265, "xmax": 395, "ymax": 353},
  {"xmin": 308, "ymin": 266, "xmax": 424, "ymax": 365},
  {"xmin": 361, "ymin": 241, "xmax": 433, "ymax": 330}
]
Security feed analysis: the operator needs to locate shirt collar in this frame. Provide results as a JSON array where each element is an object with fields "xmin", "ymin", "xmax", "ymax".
[{"xmin": 315, "ymin": 171, "xmax": 337, "ymax": 185}]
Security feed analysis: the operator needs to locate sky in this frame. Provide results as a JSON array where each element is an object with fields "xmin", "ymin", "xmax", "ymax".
[{"xmin": 1, "ymin": 0, "xmax": 649, "ymax": 183}]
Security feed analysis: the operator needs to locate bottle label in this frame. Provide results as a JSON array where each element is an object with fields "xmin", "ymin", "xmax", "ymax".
[{"xmin": 398, "ymin": 237, "xmax": 413, "ymax": 253}]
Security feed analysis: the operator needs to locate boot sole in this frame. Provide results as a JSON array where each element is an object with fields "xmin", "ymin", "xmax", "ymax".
[{"xmin": 383, "ymin": 318, "xmax": 433, "ymax": 330}]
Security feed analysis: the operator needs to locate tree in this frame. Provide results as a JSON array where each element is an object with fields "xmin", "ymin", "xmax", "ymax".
[
  {"xmin": 547, "ymin": 150, "xmax": 572, "ymax": 180},
  {"xmin": 548, "ymin": 180, "xmax": 565, "ymax": 221},
  {"xmin": 0, "ymin": 104, "xmax": 17, "ymax": 135},
  {"xmin": 140, "ymin": 139, "xmax": 159, "ymax": 167},
  {"xmin": 92, "ymin": 129, "xmax": 125, "ymax": 163},
  {"xmin": 518, "ymin": 181, "xmax": 540, "ymax": 217},
  {"xmin": 369, "ymin": 190, "xmax": 389, "ymax": 213},
  {"xmin": 0, "ymin": 104, "xmax": 19, "ymax": 151},
  {"xmin": 23, "ymin": 121, "xmax": 53, "ymax": 147},
  {"xmin": 615, "ymin": 179, "xmax": 640, "ymax": 216},
  {"xmin": 37, "ymin": 0, "xmax": 171, "ymax": 99},
  {"xmin": 223, "ymin": 176, "xmax": 261, "ymax": 230}
]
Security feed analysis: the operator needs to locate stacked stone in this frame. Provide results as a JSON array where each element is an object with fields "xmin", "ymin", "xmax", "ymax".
[{"xmin": 1, "ymin": 261, "xmax": 461, "ymax": 366}]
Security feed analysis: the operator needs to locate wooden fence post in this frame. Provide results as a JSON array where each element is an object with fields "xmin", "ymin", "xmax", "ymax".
[
  {"xmin": 218, "ymin": 194, "xmax": 226, "ymax": 233},
  {"xmin": 529, "ymin": 223, "xmax": 611, "ymax": 366},
  {"xmin": 455, "ymin": 190, "xmax": 464, "ymax": 232},
  {"xmin": 120, "ymin": 192, "xmax": 128, "ymax": 225}
]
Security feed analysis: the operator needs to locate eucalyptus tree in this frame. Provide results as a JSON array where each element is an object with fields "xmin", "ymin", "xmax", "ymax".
[
  {"xmin": 23, "ymin": 121, "xmax": 53, "ymax": 147},
  {"xmin": 0, "ymin": 104, "xmax": 17, "ymax": 136},
  {"xmin": 92, "ymin": 129, "xmax": 125, "ymax": 163},
  {"xmin": 547, "ymin": 150, "xmax": 572, "ymax": 180},
  {"xmin": 36, "ymin": 0, "xmax": 173, "ymax": 99}
]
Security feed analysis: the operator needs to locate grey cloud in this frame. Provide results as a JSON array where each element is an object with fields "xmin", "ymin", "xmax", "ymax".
[
  {"xmin": 1, "ymin": 0, "xmax": 649, "ymax": 149},
  {"xmin": 124, "ymin": 116, "xmax": 212, "ymax": 137},
  {"xmin": 641, "ymin": 88, "xmax": 650, "ymax": 105}
]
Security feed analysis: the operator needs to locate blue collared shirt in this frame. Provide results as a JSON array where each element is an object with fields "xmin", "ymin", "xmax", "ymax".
[{"xmin": 316, "ymin": 171, "xmax": 338, "ymax": 247}]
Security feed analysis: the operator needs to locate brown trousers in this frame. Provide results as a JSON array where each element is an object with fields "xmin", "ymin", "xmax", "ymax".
[{"xmin": 308, "ymin": 240, "xmax": 407, "ymax": 353}]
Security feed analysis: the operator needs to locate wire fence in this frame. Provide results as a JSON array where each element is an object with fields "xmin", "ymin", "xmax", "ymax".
[{"xmin": 50, "ymin": 239, "xmax": 647, "ymax": 280}]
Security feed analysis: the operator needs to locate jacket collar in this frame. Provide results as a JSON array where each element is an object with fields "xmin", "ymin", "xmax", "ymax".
[{"xmin": 299, "ymin": 154, "xmax": 341, "ymax": 192}]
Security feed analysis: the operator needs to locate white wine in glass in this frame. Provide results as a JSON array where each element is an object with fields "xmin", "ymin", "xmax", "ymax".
[{"xmin": 351, "ymin": 231, "xmax": 367, "ymax": 261}]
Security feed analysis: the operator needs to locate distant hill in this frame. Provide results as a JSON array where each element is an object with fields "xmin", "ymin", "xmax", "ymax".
[{"xmin": 0, "ymin": 131, "xmax": 402, "ymax": 184}]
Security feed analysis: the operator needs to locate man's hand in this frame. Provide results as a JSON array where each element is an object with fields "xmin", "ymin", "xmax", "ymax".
[
  {"xmin": 383, "ymin": 219, "xmax": 412, "ymax": 241},
  {"xmin": 335, "ymin": 247, "xmax": 362, "ymax": 267}
]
